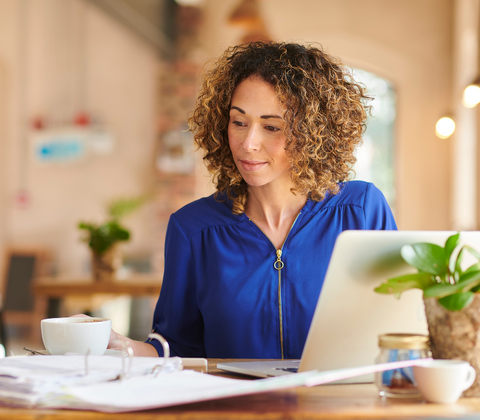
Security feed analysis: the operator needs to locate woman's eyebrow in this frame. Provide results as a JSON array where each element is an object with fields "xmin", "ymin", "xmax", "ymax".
[
  {"xmin": 230, "ymin": 106, "xmax": 282, "ymax": 120},
  {"xmin": 230, "ymin": 106, "xmax": 245, "ymax": 114},
  {"xmin": 260, "ymin": 115, "xmax": 282, "ymax": 120}
]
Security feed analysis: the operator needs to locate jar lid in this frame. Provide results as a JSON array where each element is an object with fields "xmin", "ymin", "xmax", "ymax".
[{"xmin": 378, "ymin": 333, "xmax": 430, "ymax": 350}]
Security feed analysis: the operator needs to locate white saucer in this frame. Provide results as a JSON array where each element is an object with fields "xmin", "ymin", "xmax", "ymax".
[{"xmin": 26, "ymin": 349, "xmax": 124, "ymax": 356}]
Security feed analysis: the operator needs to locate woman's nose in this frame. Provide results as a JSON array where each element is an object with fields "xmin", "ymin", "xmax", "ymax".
[{"xmin": 242, "ymin": 125, "xmax": 261, "ymax": 152}]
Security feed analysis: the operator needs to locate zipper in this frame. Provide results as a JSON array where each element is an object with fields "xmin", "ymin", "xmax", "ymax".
[
  {"xmin": 274, "ymin": 249, "xmax": 285, "ymax": 359},
  {"xmin": 248, "ymin": 212, "xmax": 302, "ymax": 359}
]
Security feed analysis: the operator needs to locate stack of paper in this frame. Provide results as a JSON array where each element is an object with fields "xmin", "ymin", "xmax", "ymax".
[
  {"xmin": 0, "ymin": 356, "xmax": 431, "ymax": 413},
  {"xmin": 0, "ymin": 355, "xmax": 182, "ymax": 408}
]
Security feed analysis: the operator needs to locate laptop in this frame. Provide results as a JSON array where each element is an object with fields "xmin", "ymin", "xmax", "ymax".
[{"xmin": 217, "ymin": 230, "xmax": 480, "ymax": 382}]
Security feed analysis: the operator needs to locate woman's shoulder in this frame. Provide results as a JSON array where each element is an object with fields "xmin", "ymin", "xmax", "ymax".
[
  {"xmin": 315, "ymin": 180, "xmax": 387, "ymax": 209},
  {"xmin": 170, "ymin": 194, "xmax": 244, "ymax": 237}
]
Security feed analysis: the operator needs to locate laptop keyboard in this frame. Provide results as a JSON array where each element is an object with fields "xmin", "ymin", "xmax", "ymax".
[{"xmin": 276, "ymin": 367, "xmax": 298, "ymax": 373}]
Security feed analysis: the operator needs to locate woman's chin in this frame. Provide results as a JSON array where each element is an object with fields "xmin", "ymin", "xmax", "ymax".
[{"xmin": 242, "ymin": 176, "xmax": 269, "ymax": 188}]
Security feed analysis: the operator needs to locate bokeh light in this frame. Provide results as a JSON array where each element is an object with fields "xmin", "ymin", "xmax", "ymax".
[
  {"xmin": 435, "ymin": 116, "xmax": 455, "ymax": 139},
  {"xmin": 462, "ymin": 84, "xmax": 480, "ymax": 108}
]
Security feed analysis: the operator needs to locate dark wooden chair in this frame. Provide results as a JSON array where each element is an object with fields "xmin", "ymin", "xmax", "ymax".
[{"xmin": 1, "ymin": 248, "xmax": 52, "ymax": 353}]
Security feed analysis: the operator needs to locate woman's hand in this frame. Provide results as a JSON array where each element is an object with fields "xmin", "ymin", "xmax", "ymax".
[
  {"xmin": 71, "ymin": 314, "xmax": 128, "ymax": 350},
  {"xmin": 108, "ymin": 329, "xmax": 131, "ymax": 351}
]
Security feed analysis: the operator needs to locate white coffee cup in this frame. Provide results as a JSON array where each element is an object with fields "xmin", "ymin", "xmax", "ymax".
[
  {"xmin": 413, "ymin": 359, "xmax": 476, "ymax": 404},
  {"xmin": 41, "ymin": 317, "xmax": 112, "ymax": 355}
]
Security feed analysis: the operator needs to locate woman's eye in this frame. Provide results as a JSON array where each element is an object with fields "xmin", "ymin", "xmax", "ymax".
[
  {"xmin": 231, "ymin": 120, "xmax": 245, "ymax": 127},
  {"xmin": 265, "ymin": 125, "xmax": 280, "ymax": 132}
]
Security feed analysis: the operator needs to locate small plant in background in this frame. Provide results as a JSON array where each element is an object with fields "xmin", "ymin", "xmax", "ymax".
[
  {"xmin": 78, "ymin": 220, "xmax": 130, "ymax": 256},
  {"xmin": 78, "ymin": 196, "xmax": 148, "ymax": 255},
  {"xmin": 78, "ymin": 195, "xmax": 149, "ymax": 282},
  {"xmin": 374, "ymin": 233, "xmax": 480, "ymax": 311}
]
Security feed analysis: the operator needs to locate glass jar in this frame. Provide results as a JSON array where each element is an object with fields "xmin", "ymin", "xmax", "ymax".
[{"xmin": 375, "ymin": 333, "xmax": 431, "ymax": 398}]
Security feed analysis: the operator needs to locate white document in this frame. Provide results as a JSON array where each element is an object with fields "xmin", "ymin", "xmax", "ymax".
[
  {"xmin": 0, "ymin": 355, "xmax": 182, "ymax": 406},
  {"xmin": 0, "ymin": 356, "xmax": 430, "ymax": 413}
]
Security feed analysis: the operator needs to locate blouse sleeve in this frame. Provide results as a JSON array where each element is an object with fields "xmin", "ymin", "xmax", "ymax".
[
  {"xmin": 364, "ymin": 183, "xmax": 397, "ymax": 230},
  {"xmin": 146, "ymin": 214, "xmax": 205, "ymax": 357}
]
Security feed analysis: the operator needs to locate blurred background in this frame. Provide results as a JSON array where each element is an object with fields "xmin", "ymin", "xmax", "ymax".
[{"xmin": 0, "ymin": 0, "xmax": 478, "ymax": 353}]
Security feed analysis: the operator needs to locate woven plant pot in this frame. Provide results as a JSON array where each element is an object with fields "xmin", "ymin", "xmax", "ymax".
[{"xmin": 424, "ymin": 295, "xmax": 480, "ymax": 397}]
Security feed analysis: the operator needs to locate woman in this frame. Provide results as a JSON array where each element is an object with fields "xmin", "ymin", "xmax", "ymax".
[{"xmin": 109, "ymin": 42, "xmax": 397, "ymax": 358}]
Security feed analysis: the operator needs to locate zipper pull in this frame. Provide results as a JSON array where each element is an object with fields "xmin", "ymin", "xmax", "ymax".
[{"xmin": 274, "ymin": 249, "xmax": 284, "ymax": 271}]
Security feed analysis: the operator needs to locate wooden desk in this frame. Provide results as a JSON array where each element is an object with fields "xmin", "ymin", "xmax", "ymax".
[
  {"xmin": 0, "ymin": 359, "xmax": 480, "ymax": 419},
  {"xmin": 32, "ymin": 275, "xmax": 162, "ymax": 318}
]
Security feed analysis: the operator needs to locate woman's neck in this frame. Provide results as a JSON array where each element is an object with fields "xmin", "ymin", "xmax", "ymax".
[{"xmin": 245, "ymin": 184, "xmax": 307, "ymax": 249}]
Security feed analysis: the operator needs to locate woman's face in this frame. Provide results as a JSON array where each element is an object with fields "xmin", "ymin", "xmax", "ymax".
[{"xmin": 228, "ymin": 76, "xmax": 291, "ymax": 190}]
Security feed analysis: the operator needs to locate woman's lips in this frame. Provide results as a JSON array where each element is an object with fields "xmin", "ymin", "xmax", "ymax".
[{"xmin": 239, "ymin": 160, "xmax": 267, "ymax": 171}]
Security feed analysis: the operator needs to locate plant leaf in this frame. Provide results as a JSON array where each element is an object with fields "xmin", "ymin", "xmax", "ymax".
[
  {"xmin": 463, "ymin": 262, "xmax": 480, "ymax": 276},
  {"xmin": 458, "ymin": 270, "xmax": 480, "ymax": 292},
  {"xmin": 80, "ymin": 220, "xmax": 130, "ymax": 255},
  {"xmin": 374, "ymin": 273, "xmax": 434, "ymax": 295},
  {"xmin": 401, "ymin": 243, "xmax": 447, "ymax": 276},
  {"xmin": 445, "ymin": 233, "xmax": 460, "ymax": 273},
  {"xmin": 438, "ymin": 292, "xmax": 474, "ymax": 311},
  {"xmin": 445, "ymin": 233, "xmax": 460, "ymax": 257},
  {"xmin": 454, "ymin": 246, "xmax": 465, "ymax": 280},
  {"xmin": 465, "ymin": 245, "xmax": 480, "ymax": 261},
  {"xmin": 423, "ymin": 270, "xmax": 480, "ymax": 298},
  {"xmin": 423, "ymin": 282, "xmax": 461, "ymax": 298},
  {"xmin": 78, "ymin": 221, "xmax": 96, "ymax": 230},
  {"xmin": 108, "ymin": 196, "xmax": 149, "ymax": 220}
]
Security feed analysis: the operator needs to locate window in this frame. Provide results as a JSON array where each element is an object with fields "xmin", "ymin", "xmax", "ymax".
[{"xmin": 352, "ymin": 69, "xmax": 396, "ymax": 211}]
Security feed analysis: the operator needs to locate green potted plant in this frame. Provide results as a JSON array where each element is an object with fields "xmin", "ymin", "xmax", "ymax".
[
  {"xmin": 79, "ymin": 196, "xmax": 148, "ymax": 282},
  {"xmin": 374, "ymin": 232, "xmax": 480, "ymax": 396}
]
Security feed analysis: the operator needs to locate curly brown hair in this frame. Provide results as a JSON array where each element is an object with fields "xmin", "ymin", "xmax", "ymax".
[{"xmin": 189, "ymin": 42, "xmax": 370, "ymax": 215}]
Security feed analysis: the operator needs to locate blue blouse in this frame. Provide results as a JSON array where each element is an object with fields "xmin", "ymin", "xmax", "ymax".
[{"xmin": 148, "ymin": 181, "xmax": 397, "ymax": 359}]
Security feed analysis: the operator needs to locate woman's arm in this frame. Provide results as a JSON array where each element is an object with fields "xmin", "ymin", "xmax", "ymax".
[
  {"xmin": 109, "ymin": 329, "xmax": 158, "ymax": 356},
  {"xmin": 148, "ymin": 214, "xmax": 205, "ymax": 357},
  {"xmin": 72, "ymin": 212, "xmax": 204, "ymax": 358}
]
